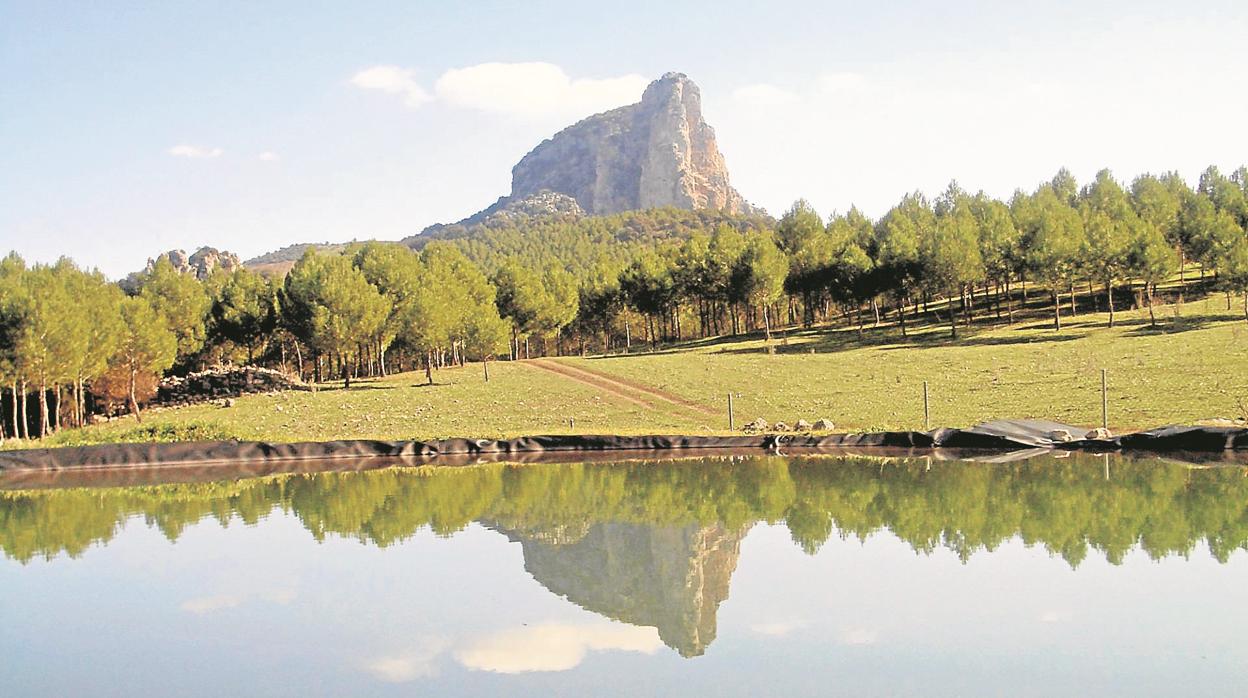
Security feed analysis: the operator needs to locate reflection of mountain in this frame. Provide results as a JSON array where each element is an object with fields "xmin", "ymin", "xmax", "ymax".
[{"xmin": 493, "ymin": 521, "xmax": 747, "ymax": 657}]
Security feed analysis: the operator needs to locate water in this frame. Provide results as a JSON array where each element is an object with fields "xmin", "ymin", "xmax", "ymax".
[{"xmin": 2, "ymin": 452, "xmax": 1246, "ymax": 696}]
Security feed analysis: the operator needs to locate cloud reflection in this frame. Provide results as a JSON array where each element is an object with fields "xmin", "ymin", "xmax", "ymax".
[
  {"xmin": 363, "ymin": 639, "xmax": 449, "ymax": 682},
  {"xmin": 750, "ymin": 620, "xmax": 808, "ymax": 637},
  {"xmin": 456, "ymin": 623, "xmax": 663, "ymax": 674},
  {"xmin": 180, "ymin": 588, "xmax": 297, "ymax": 615}
]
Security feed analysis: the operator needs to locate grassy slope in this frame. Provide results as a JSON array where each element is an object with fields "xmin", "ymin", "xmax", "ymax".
[
  {"xmin": 12, "ymin": 293, "xmax": 1248, "ymax": 449},
  {"xmin": 570, "ymin": 297, "xmax": 1248, "ymax": 433}
]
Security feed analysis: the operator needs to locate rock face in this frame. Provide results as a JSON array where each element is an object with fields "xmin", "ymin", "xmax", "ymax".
[
  {"xmin": 149, "ymin": 247, "xmax": 242, "ymax": 280},
  {"xmin": 505, "ymin": 72, "xmax": 752, "ymax": 216},
  {"xmin": 123, "ymin": 246, "xmax": 242, "ymax": 290}
]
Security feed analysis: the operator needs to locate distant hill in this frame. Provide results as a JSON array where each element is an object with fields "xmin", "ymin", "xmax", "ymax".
[
  {"xmin": 243, "ymin": 242, "xmax": 354, "ymax": 267},
  {"xmin": 403, "ymin": 206, "xmax": 773, "ymax": 277}
]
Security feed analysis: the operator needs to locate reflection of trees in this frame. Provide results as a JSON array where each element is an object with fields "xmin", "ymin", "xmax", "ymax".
[{"xmin": 3, "ymin": 453, "xmax": 1248, "ymax": 567}]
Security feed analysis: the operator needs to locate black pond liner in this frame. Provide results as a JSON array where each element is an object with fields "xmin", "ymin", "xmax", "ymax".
[{"xmin": 1, "ymin": 419, "xmax": 1246, "ymax": 490}]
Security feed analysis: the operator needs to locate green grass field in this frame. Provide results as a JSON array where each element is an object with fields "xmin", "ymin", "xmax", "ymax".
[{"xmin": 11, "ymin": 291, "xmax": 1248, "ymax": 450}]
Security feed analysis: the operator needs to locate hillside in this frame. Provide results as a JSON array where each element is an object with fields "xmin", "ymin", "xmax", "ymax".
[{"xmin": 403, "ymin": 206, "xmax": 773, "ymax": 276}]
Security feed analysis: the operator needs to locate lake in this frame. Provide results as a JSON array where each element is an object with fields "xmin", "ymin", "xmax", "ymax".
[{"xmin": 2, "ymin": 452, "xmax": 1246, "ymax": 696}]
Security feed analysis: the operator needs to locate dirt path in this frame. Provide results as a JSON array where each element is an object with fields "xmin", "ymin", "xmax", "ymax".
[
  {"xmin": 524, "ymin": 359, "xmax": 717, "ymax": 416},
  {"xmin": 521, "ymin": 359, "xmax": 654, "ymax": 409}
]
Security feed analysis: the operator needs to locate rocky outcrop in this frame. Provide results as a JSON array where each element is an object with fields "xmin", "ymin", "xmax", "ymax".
[
  {"xmin": 124, "ymin": 246, "xmax": 243, "ymax": 290},
  {"xmin": 155, "ymin": 247, "xmax": 241, "ymax": 280},
  {"xmin": 504, "ymin": 72, "xmax": 753, "ymax": 216},
  {"xmin": 426, "ymin": 190, "xmax": 586, "ymax": 235}
]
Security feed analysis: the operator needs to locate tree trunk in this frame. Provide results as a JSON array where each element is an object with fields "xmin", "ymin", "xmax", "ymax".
[
  {"xmin": 10, "ymin": 381, "xmax": 19, "ymax": 440},
  {"xmin": 1069, "ymin": 281, "xmax": 1077, "ymax": 315},
  {"xmin": 1106, "ymin": 277, "xmax": 1115, "ymax": 327},
  {"xmin": 1005, "ymin": 278, "xmax": 1014, "ymax": 324},
  {"xmin": 763, "ymin": 303, "xmax": 772, "ymax": 342},
  {"xmin": 1147, "ymin": 282, "xmax": 1158, "ymax": 327},
  {"xmin": 38, "ymin": 380, "xmax": 49, "ymax": 438},
  {"xmin": 897, "ymin": 302, "xmax": 907, "ymax": 338},
  {"xmin": 483, "ymin": 356, "xmax": 490, "ymax": 382},
  {"xmin": 871, "ymin": 298, "xmax": 880, "ymax": 327},
  {"xmin": 948, "ymin": 287, "xmax": 958, "ymax": 339},
  {"xmin": 128, "ymin": 367, "xmax": 142, "ymax": 423},
  {"xmin": 425, "ymin": 351, "xmax": 434, "ymax": 385},
  {"xmin": 1052, "ymin": 290, "xmax": 1062, "ymax": 331},
  {"xmin": 19, "ymin": 381, "xmax": 29, "ymax": 439},
  {"xmin": 52, "ymin": 385, "xmax": 61, "ymax": 432}
]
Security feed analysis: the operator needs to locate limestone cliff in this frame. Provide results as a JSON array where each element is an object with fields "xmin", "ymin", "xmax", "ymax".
[{"xmin": 505, "ymin": 72, "xmax": 752, "ymax": 216}]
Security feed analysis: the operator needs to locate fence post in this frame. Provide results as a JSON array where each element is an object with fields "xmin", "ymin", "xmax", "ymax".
[
  {"xmin": 728, "ymin": 393, "xmax": 735, "ymax": 432},
  {"xmin": 923, "ymin": 381, "xmax": 930, "ymax": 431},
  {"xmin": 1101, "ymin": 369, "xmax": 1108, "ymax": 430}
]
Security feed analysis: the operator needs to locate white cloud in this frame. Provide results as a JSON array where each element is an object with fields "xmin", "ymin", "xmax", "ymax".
[
  {"xmin": 168, "ymin": 144, "xmax": 223, "ymax": 159},
  {"xmin": 350, "ymin": 65, "xmax": 432, "ymax": 108},
  {"xmin": 815, "ymin": 72, "xmax": 866, "ymax": 93},
  {"xmin": 362, "ymin": 639, "xmax": 448, "ymax": 683},
  {"xmin": 258, "ymin": 151, "xmax": 280, "ymax": 162},
  {"xmin": 455, "ymin": 622, "xmax": 663, "ymax": 674},
  {"xmin": 434, "ymin": 62, "xmax": 648, "ymax": 119},
  {"xmin": 731, "ymin": 83, "xmax": 799, "ymax": 107},
  {"xmin": 350, "ymin": 61, "xmax": 647, "ymax": 120}
]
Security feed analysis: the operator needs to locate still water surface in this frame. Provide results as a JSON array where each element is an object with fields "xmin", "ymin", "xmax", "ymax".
[{"xmin": 2, "ymin": 452, "xmax": 1246, "ymax": 696}]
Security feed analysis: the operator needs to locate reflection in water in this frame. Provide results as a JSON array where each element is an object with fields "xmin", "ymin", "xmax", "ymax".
[
  {"xmin": 454, "ymin": 622, "xmax": 664, "ymax": 673},
  {"xmin": 3, "ymin": 452, "xmax": 1248, "ymax": 657},
  {"xmin": 495, "ymin": 521, "xmax": 744, "ymax": 656}
]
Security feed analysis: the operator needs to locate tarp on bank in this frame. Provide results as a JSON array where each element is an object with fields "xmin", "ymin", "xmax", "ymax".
[{"xmin": 1, "ymin": 420, "xmax": 1245, "ymax": 474}]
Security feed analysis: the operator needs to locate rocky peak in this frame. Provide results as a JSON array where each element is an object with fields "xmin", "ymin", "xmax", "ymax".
[
  {"xmin": 505, "ymin": 72, "xmax": 753, "ymax": 217},
  {"xmin": 126, "ymin": 247, "xmax": 241, "ymax": 288}
]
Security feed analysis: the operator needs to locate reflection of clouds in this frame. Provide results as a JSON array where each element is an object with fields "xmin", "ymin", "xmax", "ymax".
[
  {"xmin": 180, "ymin": 588, "xmax": 298, "ymax": 615},
  {"xmin": 363, "ymin": 639, "xmax": 449, "ymax": 683},
  {"xmin": 456, "ymin": 623, "xmax": 663, "ymax": 674},
  {"xmin": 1039, "ymin": 610, "xmax": 1069, "ymax": 623},
  {"xmin": 181, "ymin": 594, "xmax": 242, "ymax": 614},
  {"xmin": 750, "ymin": 620, "xmax": 808, "ymax": 637},
  {"xmin": 840, "ymin": 628, "xmax": 879, "ymax": 645}
]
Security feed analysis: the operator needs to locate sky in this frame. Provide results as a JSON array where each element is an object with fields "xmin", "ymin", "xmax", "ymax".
[{"xmin": 2, "ymin": 0, "xmax": 1247, "ymax": 278}]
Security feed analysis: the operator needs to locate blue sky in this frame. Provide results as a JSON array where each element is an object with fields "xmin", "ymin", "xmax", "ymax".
[{"xmin": 3, "ymin": 1, "xmax": 1247, "ymax": 278}]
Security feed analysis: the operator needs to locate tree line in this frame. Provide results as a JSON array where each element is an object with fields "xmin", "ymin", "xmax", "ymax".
[
  {"xmin": 4, "ymin": 452, "xmax": 1247, "ymax": 567},
  {"xmin": 2, "ymin": 165, "xmax": 1246, "ymax": 442},
  {"xmin": 0, "ymin": 241, "xmax": 514, "ymax": 442},
  {"xmin": 570, "ymin": 165, "xmax": 1248, "ymax": 349}
]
